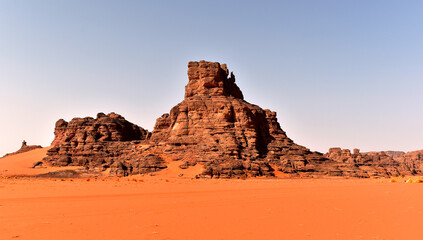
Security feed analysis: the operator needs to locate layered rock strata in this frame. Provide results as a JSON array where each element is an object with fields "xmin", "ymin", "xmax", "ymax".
[
  {"xmin": 149, "ymin": 61, "xmax": 332, "ymax": 178},
  {"xmin": 44, "ymin": 112, "xmax": 166, "ymax": 176},
  {"xmin": 324, "ymin": 148, "xmax": 423, "ymax": 177},
  {"xmin": 400, "ymin": 150, "xmax": 423, "ymax": 173}
]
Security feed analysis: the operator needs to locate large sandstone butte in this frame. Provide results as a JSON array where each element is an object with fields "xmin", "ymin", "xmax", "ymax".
[
  {"xmin": 42, "ymin": 60, "xmax": 422, "ymax": 178},
  {"xmin": 149, "ymin": 61, "xmax": 331, "ymax": 178}
]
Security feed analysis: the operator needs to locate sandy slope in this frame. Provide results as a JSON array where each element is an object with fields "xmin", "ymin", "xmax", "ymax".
[
  {"xmin": 143, "ymin": 159, "xmax": 204, "ymax": 179},
  {"xmin": 0, "ymin": 147, "xmax": 205, "ymax": 179},
  {"xmin": 0, "ymin": 147, "xmax": 50, "ymax": 176},
  {"xmin": 0, "ymin": 147, "xmax": 86, "ymax": 177},
  {"xmin": 1, "ymin": 177, "xmax": 423, "ymax": 240}
]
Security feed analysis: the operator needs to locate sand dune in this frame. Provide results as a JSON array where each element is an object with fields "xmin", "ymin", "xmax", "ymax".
[
  {"xmin": 0, "ymin": 147, "xmax": 88, "ymax": 177},
  {"xmin": 0, "ymin": 147, "xmax": 50, "ymax": 176}
]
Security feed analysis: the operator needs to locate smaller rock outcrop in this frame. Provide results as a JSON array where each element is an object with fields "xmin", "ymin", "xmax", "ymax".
[
  {"xmin": 51, "ymin": 112, "xmax": 148, "ymax": 146},
  {"xmin": 1, "ymin": 141, "xmax": 42, "ymax": 158},
  {"xmin": 399, "ymin": 150, "xmax": 423, "ymax": 173},
  {"xmin": 324, "ymin": 148, "xmax": 419, "ymax": 177},
  {"xmin": 44, "ymin": 112, "xmax": 166, "ymax": 176}
]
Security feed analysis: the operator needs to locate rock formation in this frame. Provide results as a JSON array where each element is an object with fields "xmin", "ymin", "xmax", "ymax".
[
  {"xmin": 387, "ymin": 150, "xmax": 423, "ymax": 174},
  {"xmin": 1, "ymin": 141, "xmax": 42, "ymax": 158},
  {"xmin": 44, "ymin": 112, "xmax": 166, "ymax": 176},
  {"xmin": 324, "ymin": 148, "xmax": 422, "ymax": 177},
  {"xmin": 42, "ymin": 60, "xmax": 423, "ymax": 178},
  {"xmin": 149, "ymin": 61, "xmax": 332, "ymax": 178},
  {"xmin": 50, "ymin": 112, "xmax": 148, "ymax": 146}
]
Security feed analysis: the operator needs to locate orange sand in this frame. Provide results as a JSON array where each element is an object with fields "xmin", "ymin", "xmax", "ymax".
[
  {"xmin": 0, "ymin": 147, "xmax": 51, "ymax": 176},
  {"xmin": 0, "ymin": 147, "xmax": 84, "ymax": 177},
  {"xmin": 2, "ymin": 178, "xmax": 423, "ymax": 239},
  {"xmin": 1, "ymin": 150, "xmax": 423, "ymax": 239}
]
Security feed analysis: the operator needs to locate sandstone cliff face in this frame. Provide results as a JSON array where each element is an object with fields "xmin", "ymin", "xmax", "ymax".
[
  {"xmin": 184, "ymin": 61, "xmax": 243, "ymax": 99},
  {"xmin": 44, "ymin": 113, "xmax": 166, "ymax": 176},
  {"xmin": 149, "ymin": 61, "xmax": 330, "ymax": 178},
  {"xmin": 51, "ymin": 112, "xmax": 147, "ymax": 146},
  {"xmin": 399, "ymin": 150, "xmax": 423, "ymax": 173},
  {"xmin": 324, "ymin": 148, "xmax": 420, "ymax": 177}
]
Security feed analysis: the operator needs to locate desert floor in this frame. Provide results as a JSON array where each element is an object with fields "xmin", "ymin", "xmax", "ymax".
[
  {"xmin": 2, "ymin": 177, "xmax": 423, "ymax": 240},
  {"xmin": 1, "ymin": 149, "xmax": 423, "ymax": 240}
]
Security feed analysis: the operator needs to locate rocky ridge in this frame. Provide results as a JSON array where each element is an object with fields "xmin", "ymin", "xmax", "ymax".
[
  {"xmin": 1, "ymin": 141, "xmax": 42, "ymax": 158},
  {"xmin": 323, "ymin": 148, "xmax": 422, "ymax": 177},
  {"xmin": 41, "ymin": 61, "xmax": 423, "ymax": 178},
  {"xmin": 44, "ymin": 112, "xmax": 166, "ymax": 176}
]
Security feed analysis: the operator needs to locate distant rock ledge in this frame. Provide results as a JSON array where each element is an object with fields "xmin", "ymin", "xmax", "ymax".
[{"xmin": 2, "ymin": 140, "xmax": 42, "ymax": 158}]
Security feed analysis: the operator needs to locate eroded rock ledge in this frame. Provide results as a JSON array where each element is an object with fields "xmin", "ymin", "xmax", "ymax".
[{"xmin": 44, "ymin": 112, "xmax": 166, "ymax": 176}]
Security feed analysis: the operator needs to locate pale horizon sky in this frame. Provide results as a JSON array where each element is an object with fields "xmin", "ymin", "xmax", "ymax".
[{"xmin": 1, "ymin": 0, "xmax": 422, "ymax": 156}]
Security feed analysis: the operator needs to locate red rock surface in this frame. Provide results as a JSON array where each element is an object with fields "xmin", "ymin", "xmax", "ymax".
[
  {"xmin": 44, "ymin": 113, "xmax": 166, "ymax": 176},
  {"xmin": 397, "ymin": 150, "xmax": 423, "ymax": 173},
  {"xmin": 150, "ymin": 61, "xmax": 330, "ymax": 178},
  {"xmin": 324, "ymin": 148, "xmax": 421, "ymax": 177},
  {"xmin": 50, "ymin": 112, "xmax": 148, "ymax": 146}
]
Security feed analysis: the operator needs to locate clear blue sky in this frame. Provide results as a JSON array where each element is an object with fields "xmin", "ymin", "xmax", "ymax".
[{"xmin": 1, "ymin": 0, "xmax": 422, "ymax": 156}]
